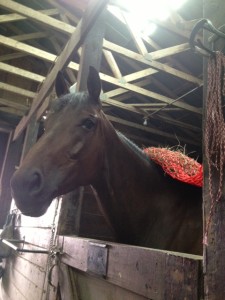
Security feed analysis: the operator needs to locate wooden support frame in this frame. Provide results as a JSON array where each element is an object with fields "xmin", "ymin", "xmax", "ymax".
[
  {"xmin": 202, "ymin": 1, "xmax": 225, "ymax": 299},
  {"xmin": 59, "ymin": 235, "xmax": 202, "ymax": 300},
  {"xmin": 12, "ymin": 0, "xmax": 109, "ymax": 141}
]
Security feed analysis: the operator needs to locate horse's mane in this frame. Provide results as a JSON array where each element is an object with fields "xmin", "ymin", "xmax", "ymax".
[
  {"xmin": 117, "ymin": 131, "xmax": 150, "ymax": 164},
  {"xmin": 50, "ymin": 92, "xmax": 88, "ymax": 113}
]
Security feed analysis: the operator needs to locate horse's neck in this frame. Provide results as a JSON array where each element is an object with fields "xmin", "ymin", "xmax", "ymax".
[
  {"xmin": 92, "ymin": 129, "xmax": 161, "ymax": 241},
  {"xmin": 94, "ymin": 131, "xmax": 155, "ymax": 195}
]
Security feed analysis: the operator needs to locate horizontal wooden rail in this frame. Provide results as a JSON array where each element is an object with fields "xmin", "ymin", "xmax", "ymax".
[{"xmin": 59, "ymin": 235, "xmax": 202, "ymax": 300}]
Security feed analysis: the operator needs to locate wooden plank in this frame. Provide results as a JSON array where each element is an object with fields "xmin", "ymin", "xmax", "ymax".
[
  {"xmin": 149, "ymin": 43, "xmax": 190, "ymax": 60},
  {"xmin": 0, "ymin": 33, "xmax": 201, "ymax": 117},
  {"xmin": 0, "ymin": 8, "xmax": 59, "ymax": 23},
  {"xmin": 0, "ymin": 1, "xmax": 73, "ymax": 34},
  {"xmin": 0, "ymin": 106, "xmax": 24, "ymax": 117},
  {"xmin": 0, "ymin": 82, "xmax": 36, "ymax": 98},
  {"xmin": 76, "ymin": 7, "xmax": 106, "ymax": 91},
  {"xmin": 0, "ymin": 97, "xmax": 28, "ymax": 111},
  {"xmin": 101, "ymin": 73, "xmax": 202, "ymax": 114},
  {"xmin": 0, "ymin": 52, "xmax": 26, "ymax": 62},
  {"xmin": 20, "ymin": 116, "xmax": 39, "ymax": 163},
  {"xmin": 0, "ymin": 62, "xmax": 44, "ymax": 82},
  {"xmin": 59, "ymin": 236, "xmax": 202, "ymax": 300},
  {"xmin": 123, "ymin": 12, "xmax": 148, "ymax": 55},
  {"xmin": 107, "ymin": 115, "xmax": 200, "ymax": 146},
  {"xmin": 103, "ymin": 49, "xmax": 122, "ymax": 78},
  {"xmin": 69, "ymin": 269, "xmax": 149, "ymax": 300},
  {"xmin": 12, "ymin": 32, "xmax": 49, "ymax": 42},
  {"xmin": 203, "ymin": 1, "xmax": 225, "ymax": 299},
  {"xmin": 0, "ymin": 35, "xmax": 200, "ymax": 115},
  {"xmin": 103, "ymin": 40, "xmax": 202, "ymax": 85},
  {"xmin": 13, "ymin": 0, "xmax": 108, "ymax": 141},
  {"xmin": 0, "ymin": 132, "xmax": 24, "ymax": 228},
  {"xmin": 58, "ymin": 263, "xmax": 78, "ymax": 300},
  {"xmin": 1, "ymin": 1, "xmax": 201, "ymax": 85}
]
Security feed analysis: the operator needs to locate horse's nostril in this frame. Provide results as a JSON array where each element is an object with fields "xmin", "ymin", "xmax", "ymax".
[{"xmin": 29, "ymin": 170, "xmax": 44, "ymax": 196}]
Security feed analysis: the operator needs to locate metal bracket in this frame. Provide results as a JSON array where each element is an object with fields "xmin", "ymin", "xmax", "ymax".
[
  {"xmin": 87, "ymin": 242, "xmax": 108, "ymax": 277},
  {"xmin": 1, "ymin": 239, "xmax": 49, "ymax": 254}
]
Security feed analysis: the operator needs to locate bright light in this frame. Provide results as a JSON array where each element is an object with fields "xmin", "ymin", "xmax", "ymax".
[{"xmin": 109, "ymin": 0, "xmax": 187, "ymax": 36}]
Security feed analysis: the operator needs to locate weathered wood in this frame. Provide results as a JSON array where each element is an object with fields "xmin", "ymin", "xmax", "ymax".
[
  {"xmin": 0, "ymin": 8, "xmax": 59, "ymax": 23},
  {"xmin": 59, "ymin": 235, "xmax": 202, "ymax": 300},
  {"xmin": 0, "ymin": 82, "xmax": 36, "ymax": 99},
  {"xmin": 0, "ymin": 133, "xmax": 24, "ymax": 228},
  {"xmin": 13, "ymin": 0, "xmax": 108, "ymax": 141},
  {"xmin": 0, "ymin": 97, "xmax": 28, "ymax": 111},
  {"xmin": 107, "ymin": 115, "xmax": 200, "ymax": 146},
  {"xmin": 68, "ymin": 269, "xmax": 149, "ymax": 300},
  {"xmin": 203, "ymin": 1, "xmax": 225, "ymax": 299},
  {"xmin": 58, "ymin": 6, "xmax": 106, "ymax": 240},
  {"xmin": 0, "ymin": 62, "xmax": 44, "ymax": 83},
  {"xmin": 0, "ymin": 35, "xmax": 201, "ymax": 116},
  {"xmin": 58, "ymin": 263, "xmax": 78, "ymax": 300},
  {"xmin": 20, "ymin": 116, "xmax": 39, "ymax": 163},
  {"xmin": 76, "ymin": 12, "xmax": 106, "ymax": 89},
  {"xmin": 103, "ymin": 49, "xmax": 122, "ymax": 78},
  {"xmin": 0, "ymin": 1, "xmax": 72, "ymax": 34},
  {"xmin": 57, "ymin": 188, "xmax": 84, "ymax": 235}
]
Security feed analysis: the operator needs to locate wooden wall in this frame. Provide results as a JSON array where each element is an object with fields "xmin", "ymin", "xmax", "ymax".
[
  {"xmin": 203, "ymin": 1, "xmax": 225, "ymax": 299},
  {"xmin": 0, "ymin": 200, "xmax": 60, "ymax": 300}
]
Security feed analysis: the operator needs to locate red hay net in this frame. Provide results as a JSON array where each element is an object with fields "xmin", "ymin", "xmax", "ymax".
[{"xmin": 144, "ymin": 147, "xmax": 203, "ymax": 187}]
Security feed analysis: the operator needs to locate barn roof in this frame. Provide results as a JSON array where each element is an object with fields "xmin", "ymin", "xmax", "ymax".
[{"xmin": 0, "ymin": 0, "xmax": 203, "ymax": 157}]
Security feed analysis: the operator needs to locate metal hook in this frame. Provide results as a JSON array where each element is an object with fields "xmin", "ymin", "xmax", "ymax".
[
  {"xmin": 190, "ymin": 19, "xmax": 225, "ymax": 57},
  {"xmin": 189, "ymin": 19, "xmax": 214, "ymax": 57}
]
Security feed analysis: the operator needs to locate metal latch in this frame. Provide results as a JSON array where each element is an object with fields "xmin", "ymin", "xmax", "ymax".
[{"xmin": 87, "ymin": 242, "xmax": 108, "ymax": 277}]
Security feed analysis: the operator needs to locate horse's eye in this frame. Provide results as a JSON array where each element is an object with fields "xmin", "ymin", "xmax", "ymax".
[{"xmin": 82, "ymin": 118, "xmax": 96, "ymax": 130}]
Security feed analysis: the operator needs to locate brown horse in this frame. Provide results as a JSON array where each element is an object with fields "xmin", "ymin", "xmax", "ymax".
[{"xmin": 11, "ymin": 67, "xmax": 202, "ymax": 254}]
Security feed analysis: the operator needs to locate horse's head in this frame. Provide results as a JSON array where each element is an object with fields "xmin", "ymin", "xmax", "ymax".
[{"xmin": 11, "ymin": 67, "xmax": 105, "ymax": 216}]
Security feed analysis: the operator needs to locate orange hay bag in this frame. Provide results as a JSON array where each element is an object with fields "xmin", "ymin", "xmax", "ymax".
[{"xmin": 144, "ymin": 147, "xmax": 203, "ymax": 187}]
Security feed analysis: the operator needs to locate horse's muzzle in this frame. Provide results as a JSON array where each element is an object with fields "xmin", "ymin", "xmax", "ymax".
[{"xmin": 11, "ymin": 168, "xmax": 48, "ymax": 216}]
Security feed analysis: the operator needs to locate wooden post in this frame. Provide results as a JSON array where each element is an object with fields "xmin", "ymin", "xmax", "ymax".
[
  {"xmin": 58, "ymin": 8, "xmax": 107, "ymax": 236},
  {"xmin": 0, "ymin": 132, "xmax": 24, "ymax": 227},
  {"xmin": 20, "ymin": 116, "xmax": 39, "ymax": 163},
  {"xmin": 203, "ymin": 1, "xmax": 225, "ymax": 298}
]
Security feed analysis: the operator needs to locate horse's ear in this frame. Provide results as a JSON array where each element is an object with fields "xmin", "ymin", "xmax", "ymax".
[
  {"xmin": 55, "ymin": 71, "xmax": 70, "ymax": 97},
  {"xmin": 87, "ymin": 66, "xmax": 101, "ymax": 106}
]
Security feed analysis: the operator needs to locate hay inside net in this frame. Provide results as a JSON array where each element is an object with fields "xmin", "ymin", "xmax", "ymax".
[{"xmin": 144, "ymin": 147, "xmax": 203, "ymax": 187}]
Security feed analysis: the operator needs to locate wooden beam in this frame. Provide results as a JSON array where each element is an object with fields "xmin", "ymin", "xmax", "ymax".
[
  {"xmin": 148, "ymin": 43, "xmax": 190, "ymax": 60},
  {"xmin": 0, "ymin": 52, "xmax": 26, "ymax": 62},
  {"xmin": 0, "ymin": 132, "xmax": 24, "ymax": 228},
  {"xmin": 0, "ymin": 62, "xmax": 44, "ymax": 82},
  {"xmin": 0, "ymin": 35, "xmax": 201, "ymax": 122},
  {"xmin": 0, "ymin": 1, "xmax": 73, "ymax": 34},
  {"xmin": 0, "ymin": 82, "xmax": 36, "ymax": 98},
  {"xmin": 59, "ymin": 235, "xmax": 202, "ymax": 300},
  {"xmin": 103, "ymin": 49, "xmax": 122, "ymax": 78},
  {"xmin": 0, "ymin": 8, "xmax": 59, "ymax": 23},
  {"xmin": 0, "ymin": 97, "xmax": 28, "ymax": 111},
  {"xmin": 103, "ymin": 40, "xmax": 202, "ymax": 85},
  {"xmin": 0, "ymin": 1, "xmax": 201, "ymax": 86},
  {"xmin": 122, "ymin": 12, "xmax": 148, "ymax": 55},
  {"xmin": 101, "ymin": 74, "xmax": 202, "ymax": 114},
  {"xmin": 107, "ymin": 115, "xmax": 200, "ymax": 146},
  {"xmin": 0, "ymin": 106, "xmax": 24, "ymax": 116},
  {"xmin": 11, "ymin": 32, "xmax": 49, "ymax": 42},
  {"xmin": 13, "ymin": 0, "xmax": 108, "ymax": 141},
  {"xmin": 203, "ymin": 1, "xmax": 225, "ymax": 299}
]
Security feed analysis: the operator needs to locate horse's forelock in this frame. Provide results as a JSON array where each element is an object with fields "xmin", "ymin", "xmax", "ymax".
[{"xmin": 50, "ymin": 91, "xmax": 89, "ymax": 113}]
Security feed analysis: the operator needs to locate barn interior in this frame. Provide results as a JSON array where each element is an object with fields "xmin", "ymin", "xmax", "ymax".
[{"xmin": 1, "ymin": 0, "xmax": 224, "ymax": 299}]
